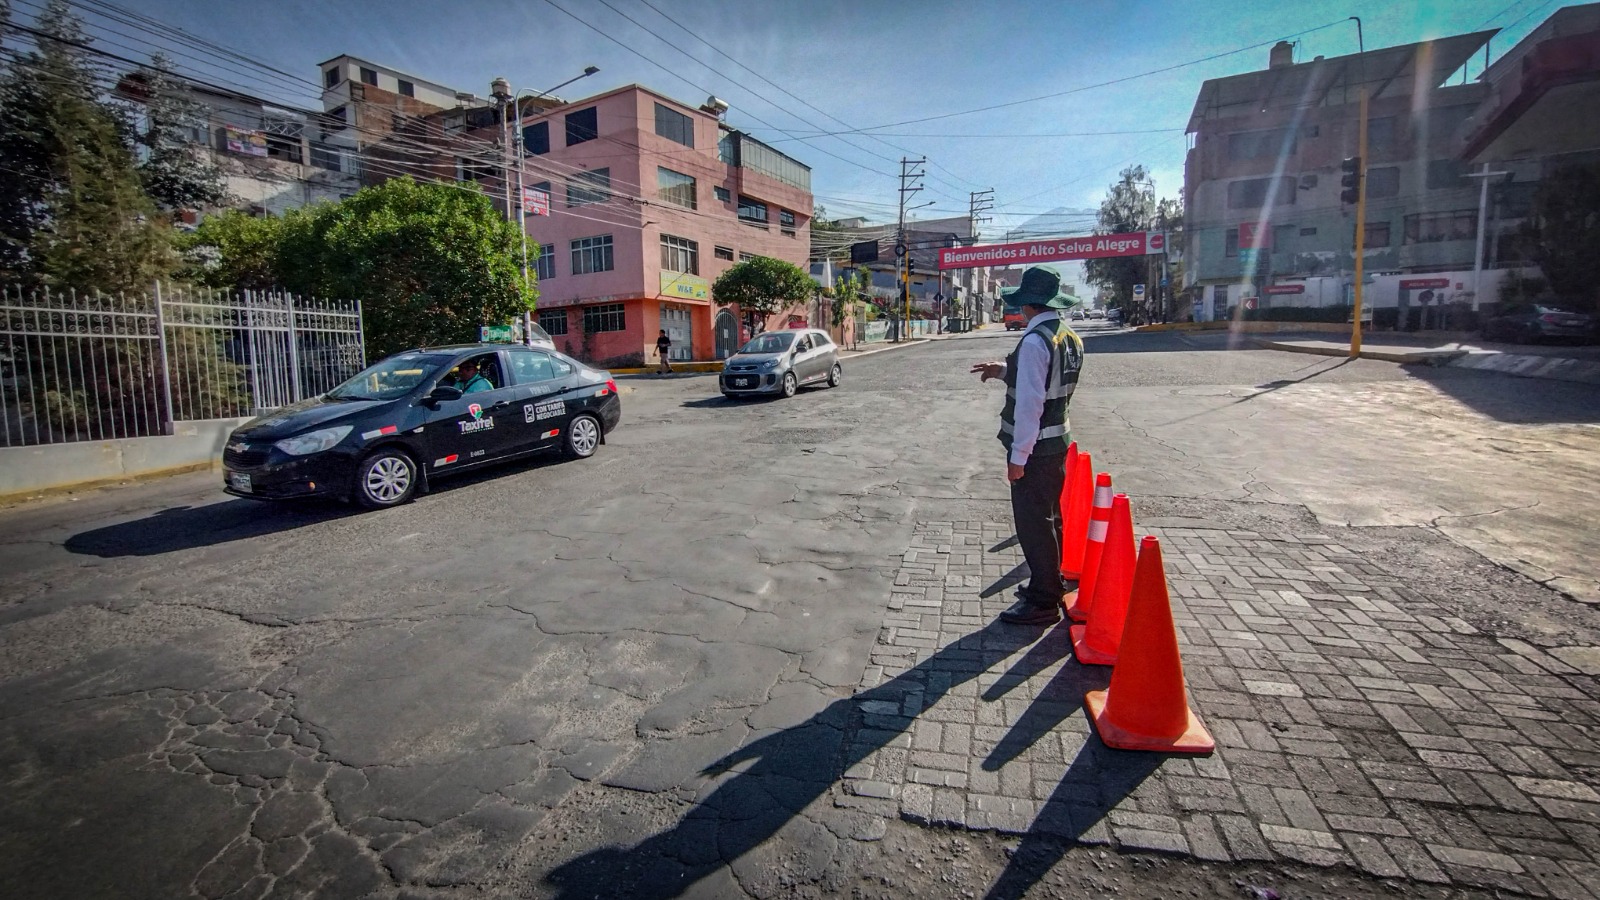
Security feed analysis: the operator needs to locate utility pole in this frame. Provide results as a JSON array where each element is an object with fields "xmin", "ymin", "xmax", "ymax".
[
  {"xmin": 1348, "ymin": 89, "xmax": 1370, "ymax": 357},
  {"xmin": 896, "ymin": 157, "xmax": 926, "ymax": 342},
  {"xmin": 1466, "ymin": 162, "xmax": 1510, "ymax": 315},
  {"xmin": 969, "ymin": 189, "xmax": 994, "ymax": 324}
]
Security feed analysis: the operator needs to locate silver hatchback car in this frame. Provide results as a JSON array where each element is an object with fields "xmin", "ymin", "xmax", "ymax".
[{"xmin": 720, "ymin": 328, "xmax": 842, "ymax": 399}]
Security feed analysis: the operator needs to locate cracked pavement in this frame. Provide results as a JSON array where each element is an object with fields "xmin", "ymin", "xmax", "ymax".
[{"xmin": 0, "ymin": 325, "xmax": 1597, "ymax": 898}]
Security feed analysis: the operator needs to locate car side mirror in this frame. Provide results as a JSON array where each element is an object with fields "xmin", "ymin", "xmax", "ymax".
[{"xmin": 423, "ymin": 385, "xmax": 462, "ymax": 406}]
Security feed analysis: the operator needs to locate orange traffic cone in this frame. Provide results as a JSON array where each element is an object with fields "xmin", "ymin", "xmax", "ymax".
[
  {"xmin": 1086, "ymin": 536, "xmax": 1215, "ymax": 754},
  {"xmin": 1070, "ymin": 493, "xmax": 1135, "ymax": 666},
  {"xmin": 1067, "ymin": 473, "xmax": 1113, "ymax": 623},
  {"xmin": 1059, "ymin": 450, "xmax": 1093, "ymax": 579}
]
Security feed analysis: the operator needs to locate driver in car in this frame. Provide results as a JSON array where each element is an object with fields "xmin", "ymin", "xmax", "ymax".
[{"xmin": 448, "ymin": 360, "xmax": 493, "ymax": 394}]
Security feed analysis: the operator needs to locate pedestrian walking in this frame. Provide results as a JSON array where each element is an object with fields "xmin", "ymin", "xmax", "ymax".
[
  {"xmin": 655, "ymin": 329, "xmax": 672, "ymax": 375},
  {"xmin": 969, "ymin": 266, "xmax": 1084, "ymax": 626}
]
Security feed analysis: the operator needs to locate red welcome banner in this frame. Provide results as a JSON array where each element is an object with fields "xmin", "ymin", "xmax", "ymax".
[{"xmin": 938, "ymin": 232, "xmax": 1164, "ymax": 270}]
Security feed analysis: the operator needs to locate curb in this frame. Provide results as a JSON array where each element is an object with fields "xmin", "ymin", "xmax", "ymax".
[
  {"xmin": 0, "ymin": 460, "xmax": 217, "ymax": 509},
  {"xmin": 1252, "ymin": 338, "xmax": 1466, "ymax": 365},
  {"xmin": 1449, "ymin": 350, "xmax": 1600, "ymax": 385}
]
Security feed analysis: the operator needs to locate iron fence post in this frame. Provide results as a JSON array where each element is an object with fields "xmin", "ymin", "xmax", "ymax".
[
  {"xmin": 152, "ymin": 280, "xmax": 175, "ymax": 434},
  {"xmin": 286, "ymin": 292, "xmax": 303, "ymax": 401}
]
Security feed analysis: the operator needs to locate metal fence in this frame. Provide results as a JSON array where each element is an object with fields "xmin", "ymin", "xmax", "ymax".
[{"xmin": 1, "ymin": 282, "xmax": 364, "ymax": 448}]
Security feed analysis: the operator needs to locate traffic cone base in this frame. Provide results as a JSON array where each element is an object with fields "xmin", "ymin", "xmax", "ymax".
[
  {"xmin": 1066, "ymin": 597, "xmax": 1089, "ymax": 623},
  {"xmin": 1085, "ymin": 688, "xmax": 1216, "ymax": 755},
  {"xmin": 1069, "ymin": 624, "xmax": 1117, "ymax": 666}
]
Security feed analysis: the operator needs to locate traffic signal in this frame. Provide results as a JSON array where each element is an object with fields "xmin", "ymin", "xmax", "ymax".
[
  {"xmin": 1340, "ymin": 156, "xmax": 1362, "ymax": 205},
  {"xmin": 907, "ymin": 257, "xmax": 917, "ymax": 277}
]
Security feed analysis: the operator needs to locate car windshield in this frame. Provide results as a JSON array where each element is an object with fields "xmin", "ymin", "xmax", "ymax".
[
  {"xmin": 327, "ymin": 353, "xmax": 452, "ymax": 401},
  {"xmin": 739, "ymin": 333, "xmax": 795, "ymax": 354}
]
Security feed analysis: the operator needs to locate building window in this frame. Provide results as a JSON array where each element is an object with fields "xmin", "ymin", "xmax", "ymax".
[
  {"xmin": 523, "ymin": 121, "xmax": 549, "ymax": 155},
  {"xmin": 538, "ymin": 309, "xmax": 568, "ymax": 335},
  {"xmin": 714, "ymin": 186, "xmax": 731, "ymax": 203},
  {"xmin": 780, "ymin": 209, "xmax": 796, "ymax": 235},
  {"xmin": 657, "ymin": 167, "xmax": 696, "ymax": 209},
  {"xmin": 571, "ymin": 235, "xmax": 614, "ymax": 274},
  {"xmin": 566, "ymin": 106, "xmax": 598, "ymax": 146},
  {"xmin": 1299, "ymin": 227, "xmax": 1317, "ymax": 237},
  {"xmin": 1403, "ymin": 210, "xmax": 1476, "ymax": 245},
  {"xmin": 1426, "ymin": 159, "xmax": 1469, "ymax": 191},
  {"xmin": 1367, "ymin": 116, "xmax": 1398, "ymax": 154},
  {"xmin": 1367, "ymin": 166, "xmax": 1400, "ymax": 199},
  {"xmin": 654, "ymin": 102, "xmax": 694, "ymax": 148},
  {"xmin": 309, "ymin": 143, "xmax": 345, "ymax": 172},
  {"xmin": 714, "ymin": 245, "xmax": 734, "ymax": 261},
  {"xmin": 1226, "ymin": 177, "xmax": 1295, "ymax": 209},
  {"xmin": 359, "ymin": 67, "xmax": 378, "ymax": 86},
  {"xmin": 582, "ymin": 303, "xmax": 626, "ymax": 333},
  {"xmin": 719, "ymin": 132, "xmax": 738, "ymax": 165},
  {"xmin": 534, "ymin": 243, "xmax": 555, "ymax": 280},
  {"xmin": 739, "ymin": 252, "xmax": 757, "ymax": 261},
  {"xmin": 1224, "ymin": 228, "xmax": 1238, "ymax": 258},
  {"xmin": 457, "ymin": 156, "xmax": 492, "ymax": 183},
  {"xmin": 1360, "ymin": 222, "xmax": 1392, "ymax": 248},
  {"xmin": 324, "ymin": 67, "xmax": 341, "ymax": 89},
  {"xmin": 660, "ymin": 234, "xmax": 699, "ymax": 275},
  {"xmin": 1226, "ymin": 128, "xmax": 1295, "ymax": 161},
  {"xmin": 738, "ymin": 195, "xmax": 768, "ymax": 226},
  {"xmin": 398, "ymin": 79, "xmax": 414, "ymax": 98},
  {"xmin": 567, "ymin": 168, "xmax": 611, "ymax": 206}
]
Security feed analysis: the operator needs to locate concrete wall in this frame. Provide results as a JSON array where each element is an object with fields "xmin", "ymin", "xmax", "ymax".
[{"xmin": 0, "ymin": 418, "xmax": 250, "ymax": 499}]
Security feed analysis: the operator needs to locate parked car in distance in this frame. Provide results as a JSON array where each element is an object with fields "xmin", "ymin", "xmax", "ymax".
[
  {"xmin": 720, "ymin": 328, "xmax": 841, "ymax": 399},
  {"xmin": 222, "ymin": 343, "xmax": 620, "ymax": 510},
  {"xmin": 1070, "ymin": 309, "xmax": 1086, "ymax": 320},
  {"xmin": 1088, "ymin": 308, "xmax": 1105, "ymax": 319},
  {"xmin": 1481, "ymin": 304, "xmax": 1596, "ymax": 344}
]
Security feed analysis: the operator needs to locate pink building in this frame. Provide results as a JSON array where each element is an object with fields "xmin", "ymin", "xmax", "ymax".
[{"xmin": 510, "ymin": 85, "xmax": 813, "ymax": 365}]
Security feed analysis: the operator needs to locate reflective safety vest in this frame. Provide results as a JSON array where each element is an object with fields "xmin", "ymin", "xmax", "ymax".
[{"xmin": 998, "ymin": 317, "xmax": 1083, "ymax": 456}]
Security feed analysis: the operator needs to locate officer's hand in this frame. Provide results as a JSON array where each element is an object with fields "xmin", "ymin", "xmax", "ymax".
[
  {"xmin": 970, "ymin": 362, "xmax": 1003, "ymax": 382},
  {"xmin": 1007, "ymin": 463, "xmax": 1025, "ymax": 482}
]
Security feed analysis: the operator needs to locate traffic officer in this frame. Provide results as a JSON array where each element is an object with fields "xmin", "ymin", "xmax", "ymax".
[{"xmin": 970, "ymin": 266, "xmax": 1084, "ymax": 626}]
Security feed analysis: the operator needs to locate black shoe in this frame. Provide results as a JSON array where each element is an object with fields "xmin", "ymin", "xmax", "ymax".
[{"xmin": 998, "ymin": 597, "xmax": 1062, "ymax": 626}]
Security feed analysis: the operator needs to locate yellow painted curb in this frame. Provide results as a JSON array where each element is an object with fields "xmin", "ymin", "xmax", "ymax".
[{"xmin": 1252, "ymin": 339, "xmax": 1466, "ymax": 365}]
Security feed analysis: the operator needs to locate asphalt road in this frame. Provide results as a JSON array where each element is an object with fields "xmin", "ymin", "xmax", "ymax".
[{"xmin": 1, "ymin": 323, "xmax": 1596, "ymax": 898}]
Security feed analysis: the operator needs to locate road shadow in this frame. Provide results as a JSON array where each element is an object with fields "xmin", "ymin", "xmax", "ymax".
[
  {"xmin": 983, "ymin": 742, "xmax": 1163, "ymax": 900},
  {"xmin": 1400, "ymin": 363, "xmax": 1600, "ymax": 425},
  {"xmin": 680, "ymin": 396, "xmax": 736, "ymax": 408},
  {"xmin": 64, "ymin": 499, "xmax": 353, "ymax": 557},
  {"xmin": 980, "ymin": 623, "xmax": 1094, "ymax": 771},
  {"xmin": 1155, "ymin": 357, "xmax": 1353, "ymax": 427},
  {"xmin": 542, "ymin": 620, "xmax": 1046, "ymax": 899},
  {"xmin": 980, "ymin": 563, "xmax": 1029, "ymax": 598}
]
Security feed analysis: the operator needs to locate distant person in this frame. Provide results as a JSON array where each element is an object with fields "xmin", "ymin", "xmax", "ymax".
[
  {"xmin": 655, "ymin": 329, "xmax": 672, "ymax": 375},
  {"xmin": 448, "ymin": 360, "xmax": 492, "ymax": 394},
  {"xmin": 969, "ymin": 266, "xmax": 1084, "ymax": 626}
]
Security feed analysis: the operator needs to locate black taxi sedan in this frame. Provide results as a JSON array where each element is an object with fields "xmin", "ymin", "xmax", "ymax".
[{"xmin": 222, "ymin": 343, "xmax": 621, "ymax": 509}]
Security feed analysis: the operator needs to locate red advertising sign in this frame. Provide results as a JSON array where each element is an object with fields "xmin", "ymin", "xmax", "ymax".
[
  {"xmin": 1399, "ymin": 277, "xmax": 1450, "ymax": 290},
  {"xmin": 938, "ymin": 232, "xmax": 1164, "ymax": 270},
  {"xmin": 1264, "ymin": 284, "xmax": 1305, "ymax": 295},
  {"xmin": 522, "ymin": 187, "xmax": 550, "ymax": 216},
  {"xmin": 1238, "ymin": 222, "xmax": 1271, "ymax": 249}
]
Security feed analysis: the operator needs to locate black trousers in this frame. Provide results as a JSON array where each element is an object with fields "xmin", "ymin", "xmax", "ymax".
[{"xmin": 1010, "ymin": 450, "xmax": 1068, "ymax": 608}]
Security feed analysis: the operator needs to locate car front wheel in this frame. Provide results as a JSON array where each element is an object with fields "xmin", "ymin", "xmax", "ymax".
[
  {"xmin": 354, "ymin": 448, "xmax": 417, "ymax": 510},
  {"xmin": 779, "ymin": 371, "xmax": 798, "ymax": 398},
  {"xmin": 827, "ymin": 364, "xmax": 841, "ymax": 387},
  {"xmin": 564, "ymin": 414, "xmax": 601, "ymax": 459}
]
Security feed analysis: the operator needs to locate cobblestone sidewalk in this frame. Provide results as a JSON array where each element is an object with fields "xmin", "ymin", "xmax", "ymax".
[{"xmin": 843, "ymin": 519, "xmax": 1600, "ymax": 897}]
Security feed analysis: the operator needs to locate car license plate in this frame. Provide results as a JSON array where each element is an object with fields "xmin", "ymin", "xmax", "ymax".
[
  {"xmin": 733, "ymin": 377, "xmax": 753, "ymax": 388},
  {"xmin": 228, "ymin": 472, "xmax": 252, "ymax": 492}
]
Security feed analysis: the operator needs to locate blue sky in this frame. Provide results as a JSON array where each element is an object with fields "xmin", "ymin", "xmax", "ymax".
[{"xmin": 35, "ymin": 0, "xmax": 1573, "ymax": 241}]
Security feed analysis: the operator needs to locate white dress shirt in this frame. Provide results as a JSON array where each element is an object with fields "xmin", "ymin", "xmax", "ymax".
[{"xmin": 1005, "ymin": 310, "xmax": 1060, "ymax": 466}]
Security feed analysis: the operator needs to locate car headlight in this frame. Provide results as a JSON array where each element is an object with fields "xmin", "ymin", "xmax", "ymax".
[
  {"xmin": 758, "ymin": 359, "xmax": 780, "ymax": 371},
  {"xmin": 274, "ymin": 426, "xmax": 352, "ymax": 456}
]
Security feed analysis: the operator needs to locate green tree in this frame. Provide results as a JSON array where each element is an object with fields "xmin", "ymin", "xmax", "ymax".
[
  {"xmin": 1083, "ymin": 165, "xmax": 1177, "ymax": 321},
  {"xmin": 711, "ymin": 254, "xmax": 814, "ymax": 337},
  {"xmin": 177, "ymin": 208, "xmax": 287, "ymax": 290},
  {"xmin": 1520, "ymin": 163, "xmax": 1600, "ymax": 312},
  {"xmin": 134, "ymin": 53, "xmax": 227, "ymax": 214},
  {"xmin": 275, "ymin": 177, "xmax": 534, "ymax": 357},
  {"xmin": 0, "ymin": 0, "xmax": 172, "ymax": 291}
]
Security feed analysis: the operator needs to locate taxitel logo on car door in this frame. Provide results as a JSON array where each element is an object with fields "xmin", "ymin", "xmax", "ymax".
[{"xmin": 460, "ymin": 402, "xmax": 495, "ymax": 434}]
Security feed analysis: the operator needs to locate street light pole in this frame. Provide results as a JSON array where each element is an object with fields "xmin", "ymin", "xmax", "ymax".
[
  {"xmin": 499, "ymin": 67, "xmax": 600, "ymax": 344},
  {"xmin": 1466, "ymin": 162, "xmax": 1510, "ymax": 314}
]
